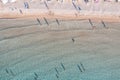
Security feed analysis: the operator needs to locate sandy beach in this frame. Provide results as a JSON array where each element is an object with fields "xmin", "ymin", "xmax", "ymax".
[{"xmin": 0, "ymin": 0, "xmax": 120, "ymax": 20}]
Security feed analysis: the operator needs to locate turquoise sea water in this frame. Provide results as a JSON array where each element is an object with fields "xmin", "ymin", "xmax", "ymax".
[{"xmin": 0, "ymin": 19, "xmax": 120, "ymax": 80}]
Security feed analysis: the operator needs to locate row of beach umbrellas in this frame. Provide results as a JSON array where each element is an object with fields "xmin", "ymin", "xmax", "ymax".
[{"xmin": 0, "ymin": 0, "xmax": 120, "ymax": 4}]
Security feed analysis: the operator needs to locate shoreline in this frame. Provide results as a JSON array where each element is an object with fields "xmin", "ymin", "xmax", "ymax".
[{"xmin": 0, "ymin": 12, "xmax": 120, "ymax": 23}]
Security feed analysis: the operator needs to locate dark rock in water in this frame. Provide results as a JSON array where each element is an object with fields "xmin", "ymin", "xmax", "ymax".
[
  {"xmin": 77, "ymin": 64, "xmax": 82, "ymax": 72},
  {"xmin": 9, "ymin": 69, "xmax": 15, "ymax": 76},
  {"xmin": 34, "ymin": 77, "xmax": 38, "ymax": 80},
  {"xmin": 5, "ymin": 68, "xmax": 9, "ymax": 74},
  {"xmin": 80, "ymin": 63, "xmax": 85, "ymax": 71},
  {"xmin": 34, "ymin": 72, "xmax": 38, "ymax": 78},
  {"xmin": 55, "ymin": 68, "xmax": 59, "ymax": 74},
  {"xmin": 56, "ymin": 74, "xmax": 59, "ymax": 79},
  {"xmin": 61, "ymin": 62, "xmax": 65, "ymax": 70}
]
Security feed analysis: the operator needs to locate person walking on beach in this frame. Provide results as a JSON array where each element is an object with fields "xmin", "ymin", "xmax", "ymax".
[{"xmin": 72, "ymin": 38, "xmax": 75, "ymax": 43}]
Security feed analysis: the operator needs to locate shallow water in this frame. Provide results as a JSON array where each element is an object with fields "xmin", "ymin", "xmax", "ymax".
[{"xmin": 0, "ymin": 18, "xmax": 120, "ymax": 80}]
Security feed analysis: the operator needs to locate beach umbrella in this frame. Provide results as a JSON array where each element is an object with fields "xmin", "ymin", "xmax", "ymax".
[
  {"xmin": 1, "ymin": 0, "xmax": 17, "ymax": 4},
  {"xmin": 84, "ymin": 0, "xmax": 89, "ymax": 3},
  {"xmin": 0, "ymin": 0, "xmax": 3, "ymax": 9},
  {"xmin": 9, "ymin": 0, "xmax": 17, "ymax": 3},
  {"xmin": 1, "ymin": 0, "xmax": 8, "ymax": 4},
  {"xmin": 94, "ymin": 0, "xmax": 99, "ymax": 3},
  {"xmin": 24, "ymin": 1, "xmax": 29, "ymax": 9}
]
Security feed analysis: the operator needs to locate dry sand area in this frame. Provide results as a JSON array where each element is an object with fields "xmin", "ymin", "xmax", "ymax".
[
  {"xmin": 0, "ymin": 16, "xmax": 120, "ymax": 80},
  {"xmin": 0, "ymin": 1, "xmax": 120, "ymax": 19}
]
